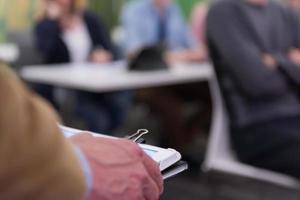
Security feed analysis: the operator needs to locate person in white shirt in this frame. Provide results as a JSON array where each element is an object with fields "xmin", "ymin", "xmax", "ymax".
[{"xmin": 35, "ymin": 0, "xmax": 132, "ymax": 133}]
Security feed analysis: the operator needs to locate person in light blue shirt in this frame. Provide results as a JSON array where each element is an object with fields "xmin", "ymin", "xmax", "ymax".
[
  {"xmin": 121, "ymin": 0, "xmax": 210, "ymax": 150},
  {"xmin": 121, "ymin": 0, "xmax": 207, "ymax": 62}
]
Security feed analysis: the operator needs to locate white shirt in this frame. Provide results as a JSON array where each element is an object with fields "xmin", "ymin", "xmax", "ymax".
[{"xmin": 62, "ymin": 23, "xmax": 92, "ymax": 63}]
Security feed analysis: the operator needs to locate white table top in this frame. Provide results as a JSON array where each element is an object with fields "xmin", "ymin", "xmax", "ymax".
[{"xmin": 20, "ymin": 61, "xmax": 214, "ymax": 92}]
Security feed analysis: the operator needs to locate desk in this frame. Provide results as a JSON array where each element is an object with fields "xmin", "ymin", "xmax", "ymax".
[{"xmin": 20, "ymin": 61, "xmax": 214, "ymax": 92}]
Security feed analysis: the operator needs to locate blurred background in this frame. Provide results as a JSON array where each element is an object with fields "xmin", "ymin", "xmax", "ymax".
[
  {"xmin": 0, "ymin": 0, "xmax": 200, "ymax": 40},
  {"xmin": 1, "ymin": 0, "xmax": 300, "ymax": 199}
]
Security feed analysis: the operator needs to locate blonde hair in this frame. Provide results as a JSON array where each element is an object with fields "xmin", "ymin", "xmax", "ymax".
[
  {"xmin": 74, "ymin": 0, "xmax": 87, "ymax": 11},
  {"xmin": 37, "ymin": 0, "xmax": 87, "ymax": 19}
]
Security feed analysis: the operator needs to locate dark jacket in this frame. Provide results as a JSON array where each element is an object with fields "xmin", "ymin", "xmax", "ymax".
[
  {"xmin": 35, "ymin": 11, "xmax": 117, "ymax": 64},
  {"xmin": 207, "ymin": 0, "xmax": 300, "ymax": 128}
]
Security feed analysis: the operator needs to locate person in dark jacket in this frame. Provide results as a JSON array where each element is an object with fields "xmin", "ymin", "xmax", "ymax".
[
  {"xmin": 207, "ymin": 0, "xmax": 300, "ymax": 178},
  {"xmin": 34, "ymin": 0, "xmax": 131, "ymax": 133}
]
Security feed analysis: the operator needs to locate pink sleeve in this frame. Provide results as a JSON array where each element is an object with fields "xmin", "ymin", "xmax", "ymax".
[{"xmin": 190, "ymin": 5, "xmax": 208, "ymax": 45}]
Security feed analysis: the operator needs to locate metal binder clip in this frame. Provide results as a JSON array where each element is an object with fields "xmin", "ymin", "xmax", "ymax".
[{"xmin": 126, "ymin": 129, "xmax": 149, "ymax": 143}]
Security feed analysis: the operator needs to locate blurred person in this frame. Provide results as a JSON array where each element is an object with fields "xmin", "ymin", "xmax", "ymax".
[
  {"xmin": 122, "ymin": 0, "xmax": 207, "ymax": 63},
  {"xmin": 120, "ymin": 0, "xmax": 211, "ymax": 152},
  {"xmin": 0, "ymin": 64, "xmax": 163, "ymax": 200},
  {"xmin": 190, "ymin": 2, "xmax": 208, "ymax": 46},
  {"xmin": 34, "ymin": 0, "xmax": 132, "ymax": 133},
  {"xmin": 207, "ymin": 0, "xmax": 300, "ymax": 178}
]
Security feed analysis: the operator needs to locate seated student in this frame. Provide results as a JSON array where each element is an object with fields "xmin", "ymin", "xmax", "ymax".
[
  {"xmin": 34, "ymin": 0, "xmax": 131, "ymax": 133},
  {"xmin": 121, "ymin": 0, "xmax": 210, "ymax": 150},
  {"xmin": 207, "ymin": 0, "xmax": 300, "ymax": 178},
  {"xmin": 122, "ymin": 0, "xmax": 206, "ymax": 63},
  {"xmin": 0, "ymin": 65, "xmax": 163, "ymax": 200},
  {"xmin": 121, "ymin": 0, "xmax": 209, "ymax": 149}
]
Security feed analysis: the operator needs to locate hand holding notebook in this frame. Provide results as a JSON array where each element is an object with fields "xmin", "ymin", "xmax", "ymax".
[{"xmin": 61, "ymin": 126, "xmax": 188, "ymax": 180}]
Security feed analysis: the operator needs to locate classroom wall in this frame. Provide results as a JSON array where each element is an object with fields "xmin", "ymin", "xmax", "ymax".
[
  {"xmin": 0, "ymin": 0, "xmax": 41, "ymax": 41},
  {"xmin": 177, "ymin": 0, "xmax": 203, "ymax": 17},
  {"xmin": 89, "ymin": 0, "xmax": 204, "ymax": 29},
  {"xmin": 0, "ymin": 0, "xmax": 205, "ymax": 41}
]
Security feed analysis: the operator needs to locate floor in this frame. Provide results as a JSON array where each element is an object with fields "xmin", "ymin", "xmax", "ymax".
[{"xmin": 161, "ymin": 170, "xmax": 300, "ymax": 200}]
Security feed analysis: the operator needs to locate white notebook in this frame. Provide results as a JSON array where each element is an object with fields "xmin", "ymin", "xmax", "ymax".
[{"xmin": 60, "ymin": 126, "xmax": 188, "ymax": 180}]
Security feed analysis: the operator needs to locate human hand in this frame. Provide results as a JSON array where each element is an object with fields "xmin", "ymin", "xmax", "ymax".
[
  {"xmin": 262, "ymin": 53, "xmax": 277, "ymax": 70},
  {"xmin": 288, "ymin": 48, "xmax": 300, "ymax": 65},
  {"xmin": 164, "ymin": 51, "xmax": 188, "ymax": 64},
  {"xmin": 164, "ymin": 48, "xmax": 207, "ymax": 64},
  {"xmin": 71, "ymin": 134, "xmax": 163, "ymax": 200},
  {"xmin": 90, "ymin": 49, "xmax": 113, "ymax": 63}
]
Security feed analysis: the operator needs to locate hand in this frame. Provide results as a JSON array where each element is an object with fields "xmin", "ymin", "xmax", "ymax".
[
  {"xmin": 90, "ymin": 49, "xmax": 112, "ymax": 63},
  {"xmin": 262, "ymin": 53, "xmax": 277, "ymax": 70},
  {"xmin": 71, "ymin": 134, "xmax": 163, "ymax": 200},
  {"xmin": 288, "ymin": 48, "xmax": 300, "ymax": 65},
  {"xmin": 164, "ymin": 48, "xmax": 207, "ymax": 64},
  {"xmin": 164, "ymin": 51, "xmax": 189, "ymax": 64}
]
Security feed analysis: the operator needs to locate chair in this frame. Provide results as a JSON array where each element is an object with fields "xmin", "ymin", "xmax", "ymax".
[
  {"xmin": 202, "ymin": 73, "xmax": 300, "ymax": 189},
  {"xmin": 6, "ymin": 29, "xmax": 42, "ymax": 68}
]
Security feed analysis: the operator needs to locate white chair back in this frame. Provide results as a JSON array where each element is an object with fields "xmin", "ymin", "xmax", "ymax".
[{"xmin": 203, "ymin": 73, "xmax": 300, "ymax": 188}]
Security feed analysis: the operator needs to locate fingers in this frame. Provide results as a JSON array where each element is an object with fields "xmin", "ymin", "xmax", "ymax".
[
  {"xmin": 114, "ymin": 139, "xmax": 163, "ymax": 193},
  {"xmin": 111, "ymin": 139, "xmax": 145, "ymax": 157},
  {"xmin": 113, "ymin": 139, "xmax": 163, "ymax": 199},
  {"xmin": 142, "ymin": 172, "xmax": 161, "ymax": 200},
  {"xmin": 288, "ymin": 48, "xmax": 300, "ymax": 64},
  {"xmin": 132, "ymin": 163, "xmax": 161, "ymax": 200},
  {"xmin": 262, "ymin": 54, "xmax": 277, "ymax": 70},
  {"xmin": 90, "ymin": 50, "xmax": 112, "ymax": 63},
  {"xmin": 71, "ymin": 135, "xmax": 163, "ymax": 200},
  {"xmin": 142, "ymin": 154, "xmax": 164, "ymax": 194}
]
